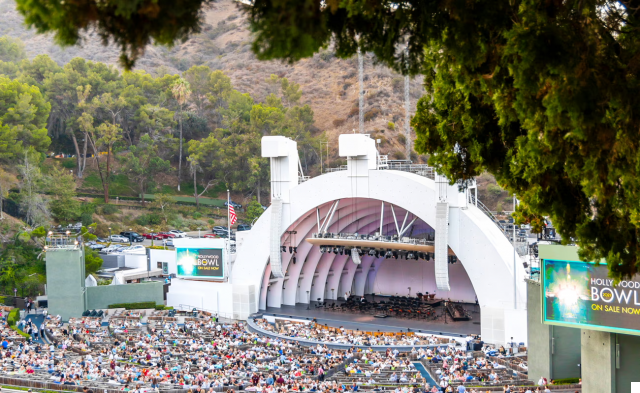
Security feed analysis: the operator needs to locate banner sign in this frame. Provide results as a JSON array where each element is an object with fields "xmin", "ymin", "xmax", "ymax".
[
  {"xmin": 176, "ymin": 248, "xmax": 224, "ymax": 279},
  {"xmin": 543, "ymin": 258, "xmax": 640, "ymax": 335}
]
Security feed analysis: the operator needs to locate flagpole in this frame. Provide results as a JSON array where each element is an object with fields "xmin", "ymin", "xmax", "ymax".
[{"xmin": 227, "ymin": 189, "xmax": 230, "ymax": 282}]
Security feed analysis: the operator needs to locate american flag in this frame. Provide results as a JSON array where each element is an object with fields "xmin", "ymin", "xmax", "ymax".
[{"xmin": 228, "ymin": 204, "xmax": 237, "ymax": 225}]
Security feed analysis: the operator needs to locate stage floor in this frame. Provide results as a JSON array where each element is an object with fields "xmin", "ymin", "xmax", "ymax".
[{"xmin": 263, "ymin": 298, "xmax": 480, "ymax": 337}]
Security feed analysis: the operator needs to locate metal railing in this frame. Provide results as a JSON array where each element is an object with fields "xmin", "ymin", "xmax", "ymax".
[
  {"xmin": 324, "ymin": 161, "xmax": 435, "ymax": 180},
  {"xmin": 469, "ymin": 194, "xmax": 508, "ymax": 236},
  {"xmin": 177, "ymin": 304, "xmax": 235, "ymax": 321}
]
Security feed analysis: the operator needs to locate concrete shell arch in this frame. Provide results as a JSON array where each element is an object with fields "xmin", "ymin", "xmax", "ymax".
[{"xmin": 232, "ymin": 168, "xmax": 527, "ymax": 345}]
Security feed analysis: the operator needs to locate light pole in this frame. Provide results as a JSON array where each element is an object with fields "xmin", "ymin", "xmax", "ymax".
[
  {"xmin": 129, "ymin": 228, "xmax": 133, "ymax": 245},
  {"xmin": 108, "ymin": 227, "xmax": 111, "ymax": 240},
  {"xmin": 197, "ymin": 227, "xmax": 202, "ymax": 238}
]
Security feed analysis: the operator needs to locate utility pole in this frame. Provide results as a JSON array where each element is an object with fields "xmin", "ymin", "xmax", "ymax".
[
  {"xmin": 358, "ymin": 49, "xmax": 364, "ymax": 134},
  {"xmin": 404, "ymin": 73, "xmax": 411, "ymax": 159}
]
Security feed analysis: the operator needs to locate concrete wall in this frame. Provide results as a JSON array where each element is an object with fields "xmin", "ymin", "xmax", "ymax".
[
  {"xmin": 85, "ymin": 281, "xmax": 164, "ymax": 309},
  {"xmin": 581, "ymin": 330, "xmax": 615, "ymax": 393},
  {"xmin": 46, "ymin": 249, "xmax": 86, "ymax": 321}
]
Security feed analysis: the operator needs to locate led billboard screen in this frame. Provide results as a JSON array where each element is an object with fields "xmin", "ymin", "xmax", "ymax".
[
  {"xmin": 543, "ymin": 258, "xmax": 640, "ymax": 335},
  {"xmin": 176, "ymin": 247, "xmax": 224, "ymax": 279}
]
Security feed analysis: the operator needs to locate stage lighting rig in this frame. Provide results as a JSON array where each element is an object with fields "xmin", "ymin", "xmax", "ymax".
[{"xmin": 281, "ymin": 246, "xmax": 287, "ymax": 252}]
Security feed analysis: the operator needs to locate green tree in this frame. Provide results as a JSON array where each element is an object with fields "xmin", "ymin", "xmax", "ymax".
[
  {"xmin": 17, "ymin": 148, "xmax": 50, "ymax": 227},
  {"xmin": 120, "ymin": 134, "xmax": 172, "ymax": 205},
  {"xmin": 151, "ymin": 194, "xmax": 175, "ymax": 224},
  {"xmin": 0, "ymin": 36, "xmax": 27, "ymax": 63},
  {"xmin": 245, "ymin": 196, "xmax": 263, "ymax": 223},
  {"xmin": 79, "ymin": 112, "xmax": 123, "ymax": 203},
  {"xmin": 0, "ymin": 76, "xmax": 51, "ymax": 157},
  {"xmin": 84, "ymin": 247, "xmax": 103, "ymax": 277},
  {"xmin": 171, "ymin": 78, "xmax": 191, "ymax": 192},
  {"xmin": 43, "ymin": 165, "xmax": 80, "ymax": 223},
  {"xmin": 187, "ymin": 134, "xmax": 220, "ymax": 207},
  {"xmin": 280, "ymin": 77, "xmax": 302, "ymax": 107}
]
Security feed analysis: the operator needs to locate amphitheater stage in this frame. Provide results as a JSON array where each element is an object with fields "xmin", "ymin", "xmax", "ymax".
[{"xmin": 262, "ymin": 299, "xmax": 480, "ymax": 338}]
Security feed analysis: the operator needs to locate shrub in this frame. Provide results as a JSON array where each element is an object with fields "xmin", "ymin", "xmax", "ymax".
[
  {"xmin": 108, "ymin": 301, "xmax": 157, "ymax": 310},
  {"xmin": 100, "ymin": 204, "xmax": 120, "ymax": 215},
  {"xmin": 364, "ymin": 107, "xmax": 382, "ymax": 122},
  {"xmin": 347, "ymin": 106, "xmax": 359, "ymax": 118},
  {"xmin": 192, "ymin": 212, "xmax": 202, "ymax": 220},
  {"xmin": 391, "ymin": 77, "xmax": 404, "ymax": 92},
  {"xmin": 487, "ymin": 183, "xmax": 503, "ymax": 196},
  {"xmin": 397, "ymin": 134, "xmax": 406, "ymax": 145},
  {"xmin": 154, "ymin": 305, "xmax": 174, "ymax": 310},
  {"xmin": 136, "ymin": 213, "xmax": 162, "ymax": 226},
  {"xmin": 392, "ymin": 151, "xmax": 406, "ymax": 160},
  {"xmin": 333, "ymin": 119, "xmax": 346, "ymax": 128},
  {"xmin": 552, "ymin": 378, "xmax": 580, "ymax": 385},
  {"xmin": 387, "ymin": 122, "xmax": 395, "ymax": 130},
  {"xmin": 60, "ymin": 158, "xmax": 76, "ymax": 169},
  {"xmin": 7, "ymin": 308, "xmax": 19, "ymax": 326}
]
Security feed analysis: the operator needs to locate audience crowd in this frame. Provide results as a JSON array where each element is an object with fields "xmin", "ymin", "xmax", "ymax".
[{"xmin": 0, "ymin": 309, "xmax": 538, "ymax": 393}]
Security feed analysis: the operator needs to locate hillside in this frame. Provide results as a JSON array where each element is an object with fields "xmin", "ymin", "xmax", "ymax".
[{"xmin": 0, "ymin": 0, "xmax": 425, "ymax": 164}]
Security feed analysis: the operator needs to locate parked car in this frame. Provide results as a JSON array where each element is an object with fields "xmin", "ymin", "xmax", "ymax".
[
  {"xmin": 86, "ymin": 241, "xmax": 105, "ymax": 250},
  {"xmin": 142, "ymin": 233, "xmax": 163, "ymax": 240},
  {"xmin": 236, "ymin": 224, "xmax": 251, "ymax": 231},
  {"xmin": 224, "ymin": 201, "xmax": 242, "ymax": 209},
  {"xmin": 168, "ymin": 230, "xmax": 187, "ymax": 238},
  {"xmin": 212, "ymin": 226, "xmax": 227, "ymax": 232},
  {"xmin": 157, "ymin": 232, "xmax": 175, "ymax": 239},
  {"xmin": 120, "ymin": 231, "xmax": 144, "ymax": 242},
  {"xmin": 96, "ymin": 237, "xmax": 109, "ymax": 243},
  {"xmin": 102, "ymin": 244, "xmax": 125, "ymax": 253},
  {"xmin": 203, "ymin": 233, "xmax": 219, "ymax": 239},
  {"xmin": 110, "ymin": 235, "xmax": 129, "ymax": 243},
  {"xmin": 163, "ymin": 238, "xmax": 174, "ymax": 247}
]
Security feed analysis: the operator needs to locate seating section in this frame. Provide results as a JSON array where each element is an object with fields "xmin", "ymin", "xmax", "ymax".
[{"xmin": 0, "ymin": 309, "xmax": 531, "ymax": 393}]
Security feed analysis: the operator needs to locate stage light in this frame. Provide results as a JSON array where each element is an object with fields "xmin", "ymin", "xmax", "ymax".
[
  {"xmin": 281, "ymin": 246, "xmax": 287, "ymax": 252},
  {"xmin": 385, "ymin": 250, "xmax": 393, "ymax": 258},
  {"xmin": 293, "ymin": 247, "xmax": 297, "ymax": 253},
  {"xmin": 292, "ymin": 257, "xmax": 296, "ymax": 264},
  {"xmin": 368, "ymin": 249, "xmax": 376, "ymax": 256},
  {"xmin": 333, "ymin": 247, "xmax": 339, "ymax": 254},
  {"xmin": 407, "ymin": 253, "xmax": 415, "ymax": 260},
  {"xmin": 289, "ymin": 246, "xmax": 293, "ymax": 253},
  {"xmin": 320, "ymin": 246, "xmax": 325, "ymax": 253}
]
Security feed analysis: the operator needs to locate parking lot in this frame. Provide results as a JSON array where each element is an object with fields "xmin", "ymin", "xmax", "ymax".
[{"xmin": 91, "ymin": 230, "xmax": 234, "ymax": 249}]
